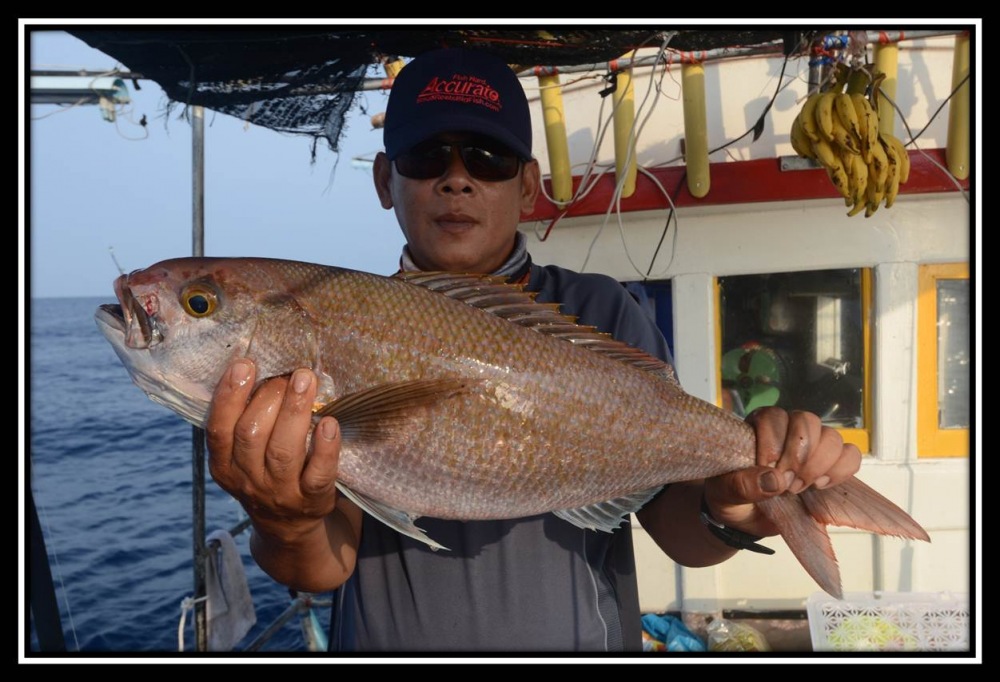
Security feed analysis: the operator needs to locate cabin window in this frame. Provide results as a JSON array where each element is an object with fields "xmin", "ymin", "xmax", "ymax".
[
  {"xmin": 716, "ymin": 269, "xmax": 871, "ymax": 453},
  {"xmin": 625, "ymin": 280, "xmax": 674, "ymax": 357},
  {"xmin": 917, "ymin": 263, "xmax": 970, "ymax": 458}
]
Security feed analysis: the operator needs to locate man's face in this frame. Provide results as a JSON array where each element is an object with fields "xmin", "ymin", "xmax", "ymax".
[{"xmin": 373, "ymin": 133, "xmax": 540, "ymax": 274}]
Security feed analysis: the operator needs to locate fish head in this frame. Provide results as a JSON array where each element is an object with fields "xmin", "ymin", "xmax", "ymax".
[{"xmin": 94, "ymin": 257, "xmax": 324, "ymax": 427}]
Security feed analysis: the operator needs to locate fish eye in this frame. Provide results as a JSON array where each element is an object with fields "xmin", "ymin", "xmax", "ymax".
[{"xmin": 181, "ymin": 286, "xmax": 218, "ymax": 318}]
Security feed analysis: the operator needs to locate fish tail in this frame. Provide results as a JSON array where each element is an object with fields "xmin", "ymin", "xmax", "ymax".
[
  {"xmin": 756, "ymin": 493, "xmax": 843, "ymax": 599},
  {"xmin": 756, "ymin": 476, "xmax": 930, "ymax": 599},
  {"xmin": 799, "ymin": 476, "xmax": 931, "ymax": 542}
]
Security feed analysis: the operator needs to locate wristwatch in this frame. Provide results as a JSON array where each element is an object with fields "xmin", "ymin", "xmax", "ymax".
[{"xmin": 699, "ymin": 493, "xmax": 775, "ymax": 555}]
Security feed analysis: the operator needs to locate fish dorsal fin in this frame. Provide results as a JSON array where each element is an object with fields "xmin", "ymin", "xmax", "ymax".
[{"xmin": 394, "ymin": 272, "xmax": 677, "ymax": 382}]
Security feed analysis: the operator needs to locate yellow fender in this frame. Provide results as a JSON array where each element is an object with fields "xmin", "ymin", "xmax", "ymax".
[
  {"xmin": 873, "ymin": 40, "xmax": 898, "ymax": 136},
  {"xmin": 538, "ymin": 72, "xmax": 572, "ymax": 203},
  {"xmin": 611, "ymin": 61, "xmax": 637, "ymax": 199},
  {"xmin": 681, "ymin": 59, "xmax": 710, "ymax": 198},
  {"xmin": 946, "ymin": 33, "xmax": 970, "ymax": 180},
  {"xmin": 384, "ymin": 58, "xmax": 406, "ymax": 79}
]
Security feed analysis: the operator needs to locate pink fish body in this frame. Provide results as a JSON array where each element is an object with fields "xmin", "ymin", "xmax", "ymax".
[{"xmin": 95, "ymin": 257, "xmax": 929, "ymax": 598}]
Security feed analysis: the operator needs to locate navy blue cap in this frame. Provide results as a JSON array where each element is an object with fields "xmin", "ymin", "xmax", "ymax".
[{"xmin": 383, "ymin": 48, "xmax": 532, "ymax": 161}]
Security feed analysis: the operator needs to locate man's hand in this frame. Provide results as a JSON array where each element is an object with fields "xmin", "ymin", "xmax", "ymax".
[
  {"xmin": 638, "ymin": 406, "xmax": 863, "ymax": 566},
  {"xmin": 205, "ymin": 359, "xmax": 342, "ymax": 541},
  {"xmin": 702, "ymin": 407, "xmax": 863, "ymax": 537},
  {"xmin": 204, "ymin": 359, "xmax": 361, "ymax": 593}
]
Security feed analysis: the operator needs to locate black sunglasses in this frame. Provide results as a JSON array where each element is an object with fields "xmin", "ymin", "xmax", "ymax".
[{"xmin": 394, "ymin": 137, "xmax": 523, "ymax": 182}]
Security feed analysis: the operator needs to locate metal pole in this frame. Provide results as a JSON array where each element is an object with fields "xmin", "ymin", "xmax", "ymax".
[
  {"xmin": 191, "ymin": 104, "xmax": 208, "ymax": 653},
  {"xmin": 29, "ymin": 488, "xmax": 67, "ymax": 651},
  {"xmin": 807, "ymin": 41, "xmax": 824, "ymax": 95},
  {"xmin": 193, "ymin": 106, "xmax": 205, "ymax": 258}
]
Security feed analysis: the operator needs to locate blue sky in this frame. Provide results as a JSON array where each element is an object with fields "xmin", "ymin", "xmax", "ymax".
[{"xmin": 24, "ymin": 27, "xmax": 407, "ymax": 300}]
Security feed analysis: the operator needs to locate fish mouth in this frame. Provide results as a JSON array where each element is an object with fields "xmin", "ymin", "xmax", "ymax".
[
  {"xmin": 94, "ymin": 274, "xmax": 162, "ymax": 349},
  {"xmin": 94, "ymin": 275, "xmax": 209, "ymax": 428}
]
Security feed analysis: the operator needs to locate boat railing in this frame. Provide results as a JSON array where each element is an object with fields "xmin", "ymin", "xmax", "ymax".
[{"xmin": 190, "ymin": 427, "xmax": 329, "ymax": 653}]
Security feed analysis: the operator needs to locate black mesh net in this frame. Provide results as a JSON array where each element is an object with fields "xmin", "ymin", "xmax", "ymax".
[{"xmin": 67, "ymin": 28, "xmax": 792, "ymax": 154}]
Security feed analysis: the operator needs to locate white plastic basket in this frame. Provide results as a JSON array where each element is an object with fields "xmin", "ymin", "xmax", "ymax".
[{"xmin": 807, "ymin": 591, "xmax": 969, "ymax": 652}]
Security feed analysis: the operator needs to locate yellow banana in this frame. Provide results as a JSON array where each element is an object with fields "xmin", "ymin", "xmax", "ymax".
[
  {"xmin": 811, "ymin": 136, "xmax": 842, "ymax": 171},
  {"xmin": 824, "ymin": 155, "xmax": 851, "ymax": 201},
  {"xmin": 881, "ymin": 136, "xmax": 901, "ymax": 208},
  {"xmin": 848, "ymin": 151, "xmax": 869, "ymax": 208},
  {"xmin": 850, "ymin": 93, "xmax": 878, "ymax": 164},
  {"xmin": 841, "ymin": 150, "xmax": 854, "ymax": 206},
  {"xmin": 865, "ymin": 175, "xmax": 883, "ymax": 217},
  {"xmin": 884, "ymin": 159, "xmax": 900, "ymax": 208},
  {"xmin": 897, "ymin": 142, "xmax": 911, "ymax": 185},
  {"xmin": 798, "ymin": 93, "xmax": 823, "ymax": 142},
  {"xmin": 814, "ymin": 92, "xmax": 838, "ymax": 143},
  {"xmin": 883, "ymin": 132, "xmax": 911, "ymax": 184},
  {"xmin": 790, "ymin": 116, "xmax": 816, "ymax": 159},
  {"xmin": 840, "ymin": 145, "xmax": 854, "ymax": 196},
  {"xmin": 885, "ymin": 168, "xmax": 899, "ymax": 208},
  {"xmin": 868, "ymin": 137, "xmax": 890, "ymax": 193},
  {"xmin": 835, "ymin": 93, "xmax": 863, "ymax": 145},
  {"xmin": 830, "ymin": 108, "xmax": 862, "ymax": 155},
  {"xmin": 847, "ymin": 194, "xmax": 867, "ymax": 216}
]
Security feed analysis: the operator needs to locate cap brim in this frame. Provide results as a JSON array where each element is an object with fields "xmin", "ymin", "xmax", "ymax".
[{"xmin": 386, "ymin": 112, "xmax": 532, "ymax": 161}]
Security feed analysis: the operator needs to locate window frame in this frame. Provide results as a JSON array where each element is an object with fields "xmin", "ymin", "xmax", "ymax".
[
  {"xmin": 714, "ymin": 268, "xmax": 872, "ymax": 453},
  {"xmin": 917, "ymin": 262, "xmax": 970, "ymax": 458}
]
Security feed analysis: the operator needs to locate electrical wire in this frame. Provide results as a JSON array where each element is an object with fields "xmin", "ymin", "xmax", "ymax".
[
  {"xmin": 892, "ymin": 74, "xmax": 969, "ymax": 147},
  {"xmin": 31, "ymin": 66, "xmax": 151, "ymax": 141},
  {"xmin": 589, "ymin": 33, "xmax": 809, "ymax": 277},
  {"xmin": 898, "ymin": 73, "xmax": 970, "ymax": 145},
  {"xmin": 535, "ymin": 32, "xmax": 675, "ymax": 216},
  {"xmin": 642, "ymin": 168, "xmax": 685, "ymax": 279},
  {"xmin": 878, "ymin": 74, "xmax": 971, "ymax": 202},
  {"xmin": 535, "ymin": 32, "xmax": 969, "ymax": 272},
  {"xmin": 646, "ymin": 35, "xmax": 812, "ymax": 171},
  {"xmin": 631, "ymin": 37, "xmax": 820, "ymax": 278},
  {"xmin": 30, "ymin": 100, "xmax": 92, "ymax": 120},
  {"xmin": 580, "ymin": 34, "xmax": 676, "ymax": 275},
  {"xmin": 30, "ymin": 67, "xmax": 123, "ymax": 120},
  {"xmin": 110, "ymin": 102, "xmax": 151, "ymax": 141}
]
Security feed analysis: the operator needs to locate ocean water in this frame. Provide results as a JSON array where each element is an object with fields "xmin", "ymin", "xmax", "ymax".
[{"xmin": 27, "ymin": 296, "xmax": 331, "ymax": 654}]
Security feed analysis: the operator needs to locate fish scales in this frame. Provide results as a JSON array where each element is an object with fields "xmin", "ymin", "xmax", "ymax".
[
  {"xmin": 95, "ymin": 256, "xmax": 930, "ymax": 598},
  {"xmin": 284, "ymin": 264, "xmax": 752, "ymax": 518}
]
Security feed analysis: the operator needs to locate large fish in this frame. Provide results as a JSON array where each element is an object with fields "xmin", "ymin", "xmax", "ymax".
[{"xmin": 94, "ymin": 256, "xmax": 929, "ymax": 598}]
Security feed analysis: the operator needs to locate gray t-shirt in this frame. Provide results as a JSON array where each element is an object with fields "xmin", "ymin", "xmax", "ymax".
[{"xmin": 329, "ymin": 263, "xmax": 673, "ymax": 652}]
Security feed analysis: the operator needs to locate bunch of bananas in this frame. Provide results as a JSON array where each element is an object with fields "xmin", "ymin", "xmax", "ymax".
[{"xmin": 790, "ymin": 66, "xmax": 910, "ymax": 217}]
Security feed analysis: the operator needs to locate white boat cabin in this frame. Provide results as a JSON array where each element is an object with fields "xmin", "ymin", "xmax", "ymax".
[{"xmin": 514, "ymin": 30, "xmax": 972, "ymax": 617}]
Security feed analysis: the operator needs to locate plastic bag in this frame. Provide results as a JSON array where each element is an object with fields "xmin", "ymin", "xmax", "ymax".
[
  {"xmin": 641, "ymin": 613, "xmax": 707, "ymax": 652},
  {"xmin": 706, "ymin": 618, "xmax": 772, "ymax": 652}
]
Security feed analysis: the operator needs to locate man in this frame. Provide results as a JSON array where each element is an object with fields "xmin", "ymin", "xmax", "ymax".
[{"xmin": 205, "ymin": 47, "xmax": 861, "ymax": 651}]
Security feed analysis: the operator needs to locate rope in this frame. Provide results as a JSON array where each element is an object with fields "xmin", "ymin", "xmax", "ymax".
[{"xmin": 177, "ymin": 595, "xmax": 208, "ymax": 652}]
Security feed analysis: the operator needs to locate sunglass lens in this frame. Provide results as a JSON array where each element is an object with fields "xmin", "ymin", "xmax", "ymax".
[
  {"xmin": 461, "ymin": 147, "xmax": 520, "ymax": 181},
  {"xmin": 395, "ymin": 139, "xmax": 521, "ymax": 181},
  {"xmin": 395, "ymin": 144, "xmax": 448, "ymax": 179}
]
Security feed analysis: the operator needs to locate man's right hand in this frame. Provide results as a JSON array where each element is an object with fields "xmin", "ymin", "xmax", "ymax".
[{"xmin": 205, "ymin": 358, "xmax": 361, "ymax": 592}]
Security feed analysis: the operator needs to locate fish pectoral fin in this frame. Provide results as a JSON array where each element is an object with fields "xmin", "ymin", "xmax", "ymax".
[
  {"xmin": 335, "ymin": 482, "xmax": 448, "ymax": 551},
  {"xmin": 554, "ymin": 487, "xmax": 663, "ymax": 533},
  {"xmin": 315, "ymin": 378, "xmax": 481, "ymax": 442}
]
